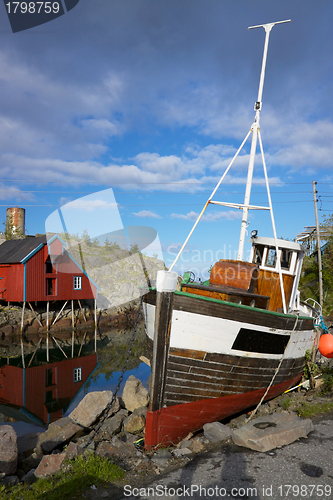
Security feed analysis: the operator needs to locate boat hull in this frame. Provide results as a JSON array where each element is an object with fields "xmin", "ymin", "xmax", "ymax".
[
  {"xmin": 145, "ymin": 374, "xmax": 301, "ymax": 448},
  {"xmin": 143, "ymin": 289, "xmax": 314, "ymax": 448}
]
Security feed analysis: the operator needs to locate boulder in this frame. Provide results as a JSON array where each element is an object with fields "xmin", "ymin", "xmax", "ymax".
[
  {"xmin": 97, "ymin": 409, "xmax": 128, "ymax": 440},
  {"xmin": 69, "ymin": 391, "xmax": 117, "ymax": 428},
  {"xmin": 203, "ymin": 422, "xmax": 233, "ymax": 443},
  {"xmin": 0, "ymin": 426, "xmax": 18, "ymax": 476},
  {"xmin": 36, "ymin": 417, "xmax": 83, "ymax": 454},
  {"xmin": 95, "ymin": 436, "xmax": 137, "ymax": 459},
  {"xmin": 35, "ymin": 452, "xmax": 66, "ymax": 478},
  {"xmin": 232, "ymin": 412, "xmax": 314, "ymax": 452},
  {"xmin": 123, "ymin": 407, "xmax": 147, "ymax": 434},
  {"xmin": 17, "ymin": 432, "xmax": 41, "ymax": 455},
  {"xmin": 122, "ymin": 376, "xmax": 149, "ymax": 412}
]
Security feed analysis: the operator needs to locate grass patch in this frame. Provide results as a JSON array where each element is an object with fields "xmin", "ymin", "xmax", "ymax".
[
  {"xmin": 281, "ymin": 396, "xmax": 292, "ymax": 410},
  {"xmin": 321, "ymin": 368, "xmax": 333, "ymax": 394},
  {"xmin": 295, "ymin": 401, "xmax": 333, "ymax": 419},
  {"xmin": 0, "ymin": 453, "xmax": 124, "ymax": 500}
]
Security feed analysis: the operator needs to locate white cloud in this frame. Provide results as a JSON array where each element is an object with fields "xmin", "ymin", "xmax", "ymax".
[
  {"xmin": 62, "ymin": 199, "xmax": 118, "ymax": 212},
  {"xmin": 170, "ymin": 210, "xmax": 242, "ymax": 222},
  {"xmin": 133, "ymin": 210, "xmax": 161, "ymax": 219},
  {"xmin": 0, "ymin": 183, "xmax": 35, "ymax": 202}
]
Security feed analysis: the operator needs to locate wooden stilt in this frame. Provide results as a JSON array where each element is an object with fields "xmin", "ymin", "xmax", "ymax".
[
  {"xmin": 28, "ymin": 338, "xmax": 42, "ymax": 368},
  {"xmin": 46, "ymin": 301, "xmax": 49, "ymax": 362},
  {"xmin": 20, "ymin": 302, "xmax": 26, "ymax": 369},
  {"xmin": 71, "ymin": 330, "xmax": 74, "ymax": 358},
  {"xmin": 52, "ymin": 337, "xmax": 68, "ymax": 358},
  {"xmin": 71, "ymin": 300, "xmax": 74, "ymax": 328},
  {"xmin": 78, "ymin": 332, "xmax": 87, "ymax": 357},
  {"xmin": 51, "ymin": 300, "xmax": 68, "ymax": 326},
  {"xmin": 20, "ymin": 302, "xmax": 26, "ymax": 334},
  {"xmin": 21, "ymin": 340, "xmax": 25, "ymax": 369},
  {"xmin": 28, "ymin": 302, "xmax": 43, "ymax": 327},
  {"xmin": 94, "ymin": 298, "xmax": 97, "ymax": 352},
  {"xmin": 78, "ymin": 299, "xmax": 86, "ymax": 322}
]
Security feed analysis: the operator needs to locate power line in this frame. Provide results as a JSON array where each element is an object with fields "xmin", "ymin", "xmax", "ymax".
[{"xmin": 0, "ymin": 200, "xmax": 314, "ymax": 208}]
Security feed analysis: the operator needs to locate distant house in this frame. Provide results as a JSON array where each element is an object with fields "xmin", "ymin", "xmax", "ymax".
[{"xmin": 0, "ymin": 234, "xmax": 99, "ymax": 303}]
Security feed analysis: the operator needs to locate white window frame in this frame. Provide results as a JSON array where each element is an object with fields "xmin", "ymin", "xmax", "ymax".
[
  {"xmin": 74, "ymin": 367, "xmax": 82, "ymax": 383},
  {"xmin": 73, "ymin": 276, "xmax": 82, "ymax": 290}
]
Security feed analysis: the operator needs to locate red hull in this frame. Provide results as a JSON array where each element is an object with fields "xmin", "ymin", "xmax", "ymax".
[{"xmin": 145, "ymin": 374, "xmax": 301, "ymax": 448}]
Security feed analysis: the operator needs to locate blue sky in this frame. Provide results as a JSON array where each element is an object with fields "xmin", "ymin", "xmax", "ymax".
[{"xmin": 0, "ymin": 1, "xmax": 332, "ymax": 279}]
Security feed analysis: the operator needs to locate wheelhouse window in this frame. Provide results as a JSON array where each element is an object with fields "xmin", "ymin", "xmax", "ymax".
[
  {"xmin": 73, "ymin": 276, "xmax": 82, "ymax": 290},
  {"xmin": 253, "ymin": 245, "xmax": 265, "ymax": 265},
  {"xmin": 265, "ymin": 247, "xmax": 277, "ymax": 267},
  {"xmin": 281, "ymin": 249, "xmax": 292, "ymax": 270}
]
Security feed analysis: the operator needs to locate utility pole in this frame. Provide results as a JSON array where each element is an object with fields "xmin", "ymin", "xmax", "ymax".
[{"xmin": 312, "ymin": 180, "xmax": 323, "ymax": 306}]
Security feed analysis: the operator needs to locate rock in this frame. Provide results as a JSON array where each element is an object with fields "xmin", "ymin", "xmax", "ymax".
[
  {"xmin": 179, "ymin": 439, "xmax": 192, "ymax": 449},
  {"xmin": 69, "ymin": 391, "xmax": 116, "ymax": 427},
  {"xmin": 65, "ymin": 442, "xmax": 84, "ymax": 459},
  {"xmin": 0, "ymin": 325, "xmax": 12, "ymax": 336},
  {"xmin": 151, "ymin": 449, "xmax": 172, "ymax": 466},
  {"xmin": 22, "ymin": 468, "xmax": 37, "ymax": 485},
  {"xmin": 173, "ymin": 448, "xmax": 192, "ymax": 457},
  {"xmin": 95, "ymin": 437, "xmax": 137, "ymax": 459},
  {"xmin": 97, "ymin": 409, "xmax": 129, "ymax": 440},
  {"xmin": 35, "ymin": 452, "xmax": 67, "ymax": 478},
  {"xmin": 0, "ymin": 426, "xmax": 18, "ymax": 476},
  {"xmin": 36, "ymin": 417, "xmax": 83, "ymax": 454},
  {"xmin": 232, "ymin": 412, "xmax": 314, "ymax": 452},
  {"xmin": 21, "ymin": 452, "xmax": 42, "ymax": 473},
  {"xmin": 189, "ymin": 437, "xmax": 206, "ymax": 454},
  {"xmin": 203, "ymin": 422, "xmax": 233, "ymax": 443},
  {"xmin": 122, "ymin": 376, "xmax": 149, "ymax": 412},
  {"xmin": 123, "ymin": 407, "xmax": 147, "ymax": 434},
  {"xmin": 17, "ymin": 432, "xmax": 42, "ymax": 455},
  {"xmin": 1, "ymin": 475, "xmax": 19, "ymax": 487}
]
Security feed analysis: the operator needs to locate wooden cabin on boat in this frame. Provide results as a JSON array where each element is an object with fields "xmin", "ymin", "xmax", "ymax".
[
  {"xmin": 181, "ymin": 236, "xmax": 304, "ymax": 313},
  {"xmin": 0, "ymin": 234, "xmax": 98, "ymax": 303}
]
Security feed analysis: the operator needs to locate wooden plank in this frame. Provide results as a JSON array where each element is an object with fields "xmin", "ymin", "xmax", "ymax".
[{"xmin": 149, "ymin": 290, "xmax": 175, "ymax": 412}]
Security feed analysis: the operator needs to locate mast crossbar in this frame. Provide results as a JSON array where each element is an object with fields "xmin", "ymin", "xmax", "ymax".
[{"xmin": 209, "ymin": 201, "xmax": 270, "ymax": 210}]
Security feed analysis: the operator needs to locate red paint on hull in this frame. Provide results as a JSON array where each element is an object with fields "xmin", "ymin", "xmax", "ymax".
[{"xmin": 145, "ymin": 374, "xmax": 301, "ymax": 449}]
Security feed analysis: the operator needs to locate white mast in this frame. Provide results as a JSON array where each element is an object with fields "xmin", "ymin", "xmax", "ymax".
[
  {"xmin": 169, "ymin": 20, "xmax": 291, "ymax": 287},
  {"xmin": 237, "ymin": 20, "xmax": 291, "ymax": 260}
]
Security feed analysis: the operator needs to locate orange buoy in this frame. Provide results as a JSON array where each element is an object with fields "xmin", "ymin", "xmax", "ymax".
[{"xmin": 318, "ymin": 334, "xmax": 333, "ymax": 358}]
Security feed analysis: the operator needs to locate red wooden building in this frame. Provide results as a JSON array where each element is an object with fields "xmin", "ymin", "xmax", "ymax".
[
  {"xmin": 0, "ymin": 234, "xmax": 99, "ymax": 303},
  {"xmin": 0, "ymin": 353, "xmax": 98, "ymax": 425}
]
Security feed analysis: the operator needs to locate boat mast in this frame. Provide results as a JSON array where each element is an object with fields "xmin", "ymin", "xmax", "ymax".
[
  {"xmin": 237, "ymin": 19, "xmax": 290, "ymax": 261},
  {"xmin": 169, "ymin": 20, "xmax": 290, "ymax": 280}
]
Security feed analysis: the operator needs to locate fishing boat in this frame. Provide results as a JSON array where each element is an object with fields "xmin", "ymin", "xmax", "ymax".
[{"xmin": 143, "ymin": 20, "xmax": 317, "ymax": 449}]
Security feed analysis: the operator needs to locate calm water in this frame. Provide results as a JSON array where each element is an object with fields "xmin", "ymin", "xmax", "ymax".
[{"xmin": 0, "ymin": 323, "xmax": 150, "ymax": 436}]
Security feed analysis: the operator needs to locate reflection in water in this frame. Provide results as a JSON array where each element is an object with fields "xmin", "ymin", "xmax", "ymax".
[{"xmin": 0, "ymin": 323, "xmax": 150, "ymax": 435}]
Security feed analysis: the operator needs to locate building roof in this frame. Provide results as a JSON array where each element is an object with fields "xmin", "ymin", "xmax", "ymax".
[{"xmin": 0, "ymin": 236, "xmax": 47, "ymax": 264}]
